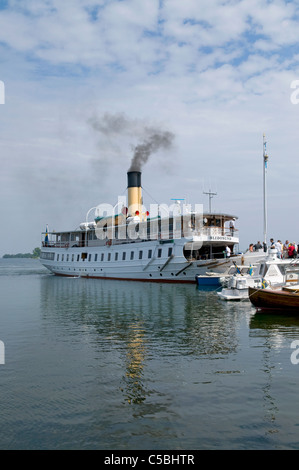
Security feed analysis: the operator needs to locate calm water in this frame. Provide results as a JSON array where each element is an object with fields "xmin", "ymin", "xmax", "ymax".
[{"xmin": 1, "ymin": 258, "xmax": 299, "ymax": 450}]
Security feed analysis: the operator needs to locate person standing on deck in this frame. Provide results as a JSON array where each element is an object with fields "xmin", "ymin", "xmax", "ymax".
[
  {"xmin": 283, "ymin": 240, "xmax": 290, "ymax": 258},
  {"xmin": 254, "ymin": 241, "xmax": 262, "ymax": 251},
  {"xmin": 288, "ymin": 243, "xmax": 295, "ymax": 258},
  {"xmin": 275, "ymin": 240, "xmax": 282, "ymax": 259},
  {"xmin": 229, "ymin": 219, "xmax": 235, "ymax": 236}
]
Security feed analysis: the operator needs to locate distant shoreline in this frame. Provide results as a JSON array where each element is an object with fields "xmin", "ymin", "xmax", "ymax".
[
  {"xmin": 2, "ymin": 254, "xmax": 39, "ymax": 259},
  {"xmin": 2, "ymin": 248, "xmax": 41, "ymax": 259}
]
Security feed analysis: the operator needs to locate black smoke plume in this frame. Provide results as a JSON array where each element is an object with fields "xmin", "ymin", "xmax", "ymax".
[
  {"xmin": 128, "ymin": 128, "xmax": 175, "ymax": 172},
  {"xmin": 88, "ymin": 112, "xmax": 175, "ymax": 171}
]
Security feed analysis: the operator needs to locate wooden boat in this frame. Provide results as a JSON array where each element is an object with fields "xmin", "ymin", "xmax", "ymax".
[{"xmin": 249, "ymin": 286, "xmax": 299, "ymax": 312}]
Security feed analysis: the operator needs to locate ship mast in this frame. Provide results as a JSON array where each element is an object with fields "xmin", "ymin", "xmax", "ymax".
[
  {"xmin": 263, "ymin": 133, "xmax": 269, "ymax": 246},
  {"xmin": 203, "ymin": 189, "xmax": 217, "ymax": 213}
]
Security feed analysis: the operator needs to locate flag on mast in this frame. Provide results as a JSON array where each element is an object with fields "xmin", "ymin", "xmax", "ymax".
[
  {"xmin": 45, "ymin": 225, "xmax": 49, "ymax": 244},
  {"xmin": 263, "ymin": 133, "xmax": 269, "ymax": 169}
]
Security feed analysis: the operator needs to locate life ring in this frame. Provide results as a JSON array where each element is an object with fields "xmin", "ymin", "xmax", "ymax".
[{"xmin": 106, "ymin": 239, "xmax": 112, "ymax": 246}]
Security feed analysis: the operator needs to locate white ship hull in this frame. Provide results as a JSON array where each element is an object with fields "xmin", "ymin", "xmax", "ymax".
[
  {"xmin": 39, "ymin": 238, "xmax": 266, "ymax": 283},
  {"xmin": 41, "ymin": 239, "xmax": 226, "ymax": 283}
]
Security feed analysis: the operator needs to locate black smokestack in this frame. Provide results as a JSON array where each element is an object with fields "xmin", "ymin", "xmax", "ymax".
[
  {"xmin": 127, "ymin": 170, "xmax": 141, "ymax": 188},
  {"xmin": 128, "ymin": 129, "xmax": 175, "ymax": 172}
]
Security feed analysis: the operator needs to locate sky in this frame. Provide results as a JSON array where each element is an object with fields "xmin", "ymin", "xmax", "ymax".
[{"xmin": 1, "ymin": 0, "xmax": 299, "ymax": 255}]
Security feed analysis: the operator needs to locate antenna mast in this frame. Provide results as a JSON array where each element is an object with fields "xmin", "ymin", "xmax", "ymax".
[
  {"xmin": 203, "ymin": 189, "xmax": 217, "ymax": 213},
  {"xmin": 263, "ymin": 133, "xmax": 269, "ymax": 246}
]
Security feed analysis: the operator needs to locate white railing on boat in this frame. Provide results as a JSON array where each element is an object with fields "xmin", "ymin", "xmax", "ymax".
[{"xmin": 41, "ymin": 226, "xmax": 238, "ymax": 249}]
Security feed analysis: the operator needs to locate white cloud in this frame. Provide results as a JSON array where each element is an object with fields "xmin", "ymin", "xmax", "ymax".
[{"xmin": 1, "ymin": 0, "xmax": 299, "ymax": 253}]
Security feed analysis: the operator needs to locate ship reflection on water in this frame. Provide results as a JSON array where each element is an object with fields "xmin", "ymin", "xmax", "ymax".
[
  {"xmin": 4, "ymin": 259, "xmax": 299, "ymax": 449},
  {"xmin": 33, "ymin": 269, "xmax": 299, "ymax": 449},
  {"xmin": 121, "ymin": 322, "xmax": 147, "ymax": 404},
  {"xmin": 39, "ymin": 276, "xmax": 242, "ymax": 406}
]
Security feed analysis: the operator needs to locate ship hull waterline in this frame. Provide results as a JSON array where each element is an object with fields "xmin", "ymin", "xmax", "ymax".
[{"xmin": 40, "ymin": 241, "xmax": 263, "ymax": 284}]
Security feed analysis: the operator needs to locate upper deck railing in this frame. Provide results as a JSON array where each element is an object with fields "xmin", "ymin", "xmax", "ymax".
[{"xmin": 41, "ymin": 225, "xmax": 238, "ymax": 249}]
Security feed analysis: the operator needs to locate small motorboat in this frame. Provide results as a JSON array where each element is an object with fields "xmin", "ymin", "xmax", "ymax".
[
  {"xmin": 196, "ymin": 264, "xmax": 255, "ymax": 288},
  {"xmin": 195, "ymin": 272, "xmax": 223, "ymax": 287}
]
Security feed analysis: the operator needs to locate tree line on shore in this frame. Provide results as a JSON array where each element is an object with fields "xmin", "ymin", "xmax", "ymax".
[{"xmin": 2, "ymin": 248, "xmax": 41, "ymax": 259}]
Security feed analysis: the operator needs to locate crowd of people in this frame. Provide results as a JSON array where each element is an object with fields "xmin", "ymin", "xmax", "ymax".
[{"xmin": 248, "ymin": 239, "xmax": 298, "ymax": 259}]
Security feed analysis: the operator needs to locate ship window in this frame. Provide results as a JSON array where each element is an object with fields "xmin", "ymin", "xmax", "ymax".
[
  {"xmin": 61, "ymin": 254, "xmax": 64, "ymax": 261},
  {"xmin": 88, "ymin": 254, "xmax": 91, "ymax": 261},
  {"xmin": 72, "ymin": 254, "xmax": 74, "ymax": 262},
  {"xmin": 77, "ymin": 254, "xmax": 80, "ymax": 261},
  {"xmin": 94, "ymin": 254, "xmax": 98, "ymax": 262},
  {"xmin": 66, "ymin": 254, "xmax": 69, "ymax": 261},
  {"xmin": 108, "ymin": 253, "xmax": 111, "ymax": 261},
  {"xmin": 168, "ymin": 247, "xmax": 173, "ymax": 257},
  {"xmin": 101, "ymin": 253, "xmax": 104, "ymax": 262},
  {"xmin": 130, "ymin": 251, "xmax": 134, "ymax": 260},
  {"xmin": 40, "ymin": 252, "xmax": 55, "ymax": 260},
  {"xmin": 122, "ymin": 252, "xmax": 126, "ymax": 260},
  {"xmin": 158, "ymin": 248, "xmax": 162, "ymax": 258},
  {"xmin": 57, "ymin": 254, "xmax": 59, "ymax": 261},
  {"xmin": 148, "ymin": 249, "xmax": 152, "ymax": 259},
  {"xmin": 115, "ymin": 252, "xmax": 118, "ymax": 261},
  {"xmin": 139, "ymin": 251, "xmax": 143, "ymax": 260}
]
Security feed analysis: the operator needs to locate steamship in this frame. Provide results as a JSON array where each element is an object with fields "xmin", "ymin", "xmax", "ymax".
[{"xmin": 39, "ymin": 170, "xmax": 260, "ymax": 283}]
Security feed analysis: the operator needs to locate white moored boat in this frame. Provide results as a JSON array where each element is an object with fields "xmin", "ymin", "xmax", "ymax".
[
  {"xmin": 40, "ymin": 170, "xmax": 247, "ymax": 283},
  {"xmin": 217, "ymin": 250, "xmax": 299, "ymax": 300}
]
